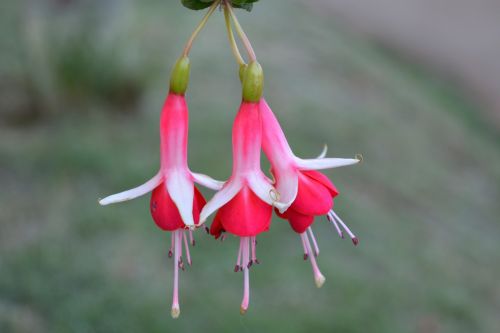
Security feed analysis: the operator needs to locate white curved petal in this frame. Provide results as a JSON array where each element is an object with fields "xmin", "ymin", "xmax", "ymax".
[
  {"xmin": 317, "ymin": 144, "xmax": 328, "ymax": 159},
  {"xmin": 199, "ymin": 179, "xmax": 242, "ymax": 224},
  {"xmin": 166, "ymin": 170, "xmax": 195, "ymax": 227},
  {"xmin": 295, "ymin": 157, "xmax": 360, "ymax": 171},
  {"xmin": 247, "ymin": 173, "xmax": 288, "ymax": 212},
  {"xmin": 99, "ymin": 171, "xmax": 162, "ymax": 205},
  {"xmin": 273, "ymin": 169, "xmax": 299, "ymax": 213},
  {"xmin": 192, "ymin": 172, "xmax": 225, "ymax": 191}
]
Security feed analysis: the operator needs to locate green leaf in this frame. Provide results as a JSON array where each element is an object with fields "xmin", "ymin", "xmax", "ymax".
[
  {"xmin": 181, "ymin": 0, "xmax": 212, "ymax": 10},
  {"xmin": 181, "ymin": 0, "xmax": 259, "ymax": 11}
]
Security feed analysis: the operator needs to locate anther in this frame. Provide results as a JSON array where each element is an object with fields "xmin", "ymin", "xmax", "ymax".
[
  {"xmin": 269, "ymin": 188, "xmax": 280, "ymax": 202},
  {"xmin": 179, "ymin": 259, "xmax": 185, "ymax": 271}
]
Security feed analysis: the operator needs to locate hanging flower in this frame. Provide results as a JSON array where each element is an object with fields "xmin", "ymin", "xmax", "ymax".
[
  {"xmin": 199, "ymin": 61, "xmax": 285, "ymax": 314},
  {"xmin": 99, "ymin": 57, "xmax": 223, "ymax": 318},
  {"xmin": 260, "ymin": 98, "xmax": 361, "ymax": 287}
]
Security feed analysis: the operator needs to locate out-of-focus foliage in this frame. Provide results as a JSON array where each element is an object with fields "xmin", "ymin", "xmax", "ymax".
[{"xmin": 1, "ymin": 1, "xmax": 499, "ymax": 333}]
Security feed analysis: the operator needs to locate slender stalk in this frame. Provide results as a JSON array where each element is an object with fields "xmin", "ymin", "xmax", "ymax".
[
  {"xmin": 224, "ymin": 2, "xmax": 246, "ymax": 66},
  {"xmin": 182, "ymin": 0, "xmax": 221, "ymax": 57},
  {"xmin": 225, "ymin": 0, "xmax": 256, "ymax": 62}
]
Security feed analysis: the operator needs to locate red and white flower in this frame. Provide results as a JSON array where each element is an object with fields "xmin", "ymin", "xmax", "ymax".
[
  {"xmin": 200, "ymin": 100, "xmax": 284, "ymax": 314},
  {"xmin": 260, "ymin": 99, "xmax": 360, "ymax": 287},
  {"xmin": 99, "ymin": 58, "xmax": 222, "ymax": 318},
  {"xmin": 199, "ymin": 61, "xmax": 284, "ymax": 314}
]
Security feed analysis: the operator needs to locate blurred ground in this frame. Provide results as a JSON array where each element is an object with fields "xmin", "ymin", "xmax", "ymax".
[
  {"xmin": 1, "ymin": 1, "xmax": 500, "ymax": 333},
  {"xmin": 315, "ymin": 0, "xmax": 500, "ymax": 127}
]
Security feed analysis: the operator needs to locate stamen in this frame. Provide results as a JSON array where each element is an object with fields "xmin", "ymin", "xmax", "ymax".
[
  {"xmin": 250, "ymin": 236, "xmax": 259, "ymax": 265},
  {"xmin": 189, "ymin": 230, "xmax": 195, "ymax": 246},
  {"xmin": 171, "ymin": 230, "xmax": 180, "ymax": 318},
  {"xmin": 300, "ymin": 235, "xmax": 308, "ymax": 260},
  {"xmin": 301, "ymin": 233, "xmax": 326, "ymax": 288},
  {"xmin": 269, "ymin": 188, "xmax": 280, "ymax": 202},
  {"xmin": 240, "ymin": 237, "xmax": 250, "ymax": 315},
  {"xmin": 235, "ymin": 238, "xmax": 243, "ymax": 272},
  {"xmin": 330, "ymin": 210, "xmax": 359, "ymax": 245},
  {"xmin": 178, "ymin": 231, "xmax": 184, "ymax": 264},
  {"xmin": 307, "ymin": 227, "xmax": 320, "ymax": 257},
  {"xmin": 168, "ymin": 232, "xmax": 174, "ymax": 258},
  {"xmin": 183, "ymin": 231, "xmax": 192, "ymax": 266},
  {"xmin": 327, "ymin": 211, "xmax": 344, "ymax": 239}
]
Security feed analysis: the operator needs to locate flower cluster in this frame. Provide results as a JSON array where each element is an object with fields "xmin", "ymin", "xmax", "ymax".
[{"xmin": 99, "ymin": 0, "xmax": 361, "ymax": 318}]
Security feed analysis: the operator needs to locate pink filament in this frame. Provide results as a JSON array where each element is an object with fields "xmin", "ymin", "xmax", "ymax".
[
  {"xmin": 183, "ymin": 231, "xmax": 192, "ymax": 266},
  {"xmin": 169, "ymin": 232, "xmax": 175, "ymax": 257},
  {"xmin": 327, "ymin": 212, "xmax": 344, "ymax": 238},
  {"xmin": 307, "ymin": 227, "xmax": 320, "ymax": 257},
  {"xmin": 330, "ymin": 210, "xmax": 357, "ymax": 242},
  {"xmin": 189, "ymin": 230, "xmax": 195, "ymax": 246},
  {"xmin": 251, "ymin": 236, "xmax": 257, "ymax": 263},
  {"xmin": 235, "ymin": 238, "xmax": 243, "ymax": 271},
  {"xmin": 300, "ymin": 235, "xmax": 308, "ymax": 259}
]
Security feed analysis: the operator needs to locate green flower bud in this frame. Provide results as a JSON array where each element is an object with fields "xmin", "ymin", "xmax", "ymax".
[
  {"xmin": 170, "ymin": 56, "xmax": 191, "ymax": 95},
  {"xmin": 242, "ymin": 61, "xmax": 263, "ymax": 102},
  {"xmin": 239, "ymin": 63, "xmax": 248, "ymax": 83}
]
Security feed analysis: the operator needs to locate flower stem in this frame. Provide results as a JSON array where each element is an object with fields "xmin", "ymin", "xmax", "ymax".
[
  {"xmin": 224, "ymin": 2, "xmax": 246, "ymax": 66},
  {"xmin": 225, "ymin": 0, "xmax": 256, "ymax": 62},
  {"xmin": 182, "ymin": 0, "xmax": 221, "ymax": 57}
]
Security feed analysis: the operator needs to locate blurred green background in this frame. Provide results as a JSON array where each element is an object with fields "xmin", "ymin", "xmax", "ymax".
[{"xmin": 1, "ymin": 1, "xmax": 499, "ymax": 332}]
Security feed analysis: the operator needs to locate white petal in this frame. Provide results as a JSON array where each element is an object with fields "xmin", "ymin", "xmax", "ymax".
[
  {"xmin": 199, "ymin": 179, "xmax": 242, "ymax": 224},
  {"xmin": 99, "ymin": 171, "xmax": 162, "ymax": 205},
  {"xmin": 295, "ymin": 157, "xmax": 360, "ymax": 170},
  {"xmin": 273, "ymin": 168, "xmax": 299, "ymax": 213},
  {"xmin": 192, "ymin": 172, "xmax": 225, "ymax": 191},
  {"xmin": 166, "ymin": 170, "xmax": 195, "ymax": 227},
  {"xmin": 317, "ymin": 144, "xmax": 328, "ymax": 159},
  {"xmin": 247, "ymin": 172, "xmax": 288, "ymax": 212}
]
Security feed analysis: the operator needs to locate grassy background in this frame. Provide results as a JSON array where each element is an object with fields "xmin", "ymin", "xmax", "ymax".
[{"xmin": 1, "ymin": 1, "xmax": 499, "ymax": 332}]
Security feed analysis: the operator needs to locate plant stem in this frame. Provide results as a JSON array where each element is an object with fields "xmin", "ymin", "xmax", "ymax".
[
  {"xmin": 182, "ymin": 0, "xmax": 221, "ymax": 57},
  {"xmin": 224, "ymin": 2, "xmax": 246, "ymax": 66},
  {"xmin": 225, "ymin": 0, "xmax": 256, "ymax": 62}
]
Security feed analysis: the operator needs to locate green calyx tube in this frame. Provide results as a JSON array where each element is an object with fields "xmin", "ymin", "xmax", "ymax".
[
  {"xmin": 242, "ymin": 61, "xmax": 263, "ymax": 102},
  {"xmin": 170, "ymin": 56, "xmax": 191, "ymax": 95}
]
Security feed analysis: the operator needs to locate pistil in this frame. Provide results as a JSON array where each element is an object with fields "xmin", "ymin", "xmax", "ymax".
[
  {"xmin": 240, "ymin": 237, "xmax": 251, "ymax": 314},
  {"xmin": 300, "ymin": 232, "xmax": 325, "ymax": 288},
  {"xmin": 171, "ymin": 230, "xmax": 181, "ymax": 318}
]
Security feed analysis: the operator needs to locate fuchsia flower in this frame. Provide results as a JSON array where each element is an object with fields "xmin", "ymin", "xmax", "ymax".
[
  {"xmin": 260, "ymin": 99, "xmax": 361, "ymax": 287},
  {"xmin": 99, "ymin": 57, "xmax": 222, "ymax": 318},
  {"xmin": 199, "ymin": 62, "xmax": 284, "ymax": 314},
  {"xmin": 99, "ymin": 0, "xmax": 364, "ymax": 316}
]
